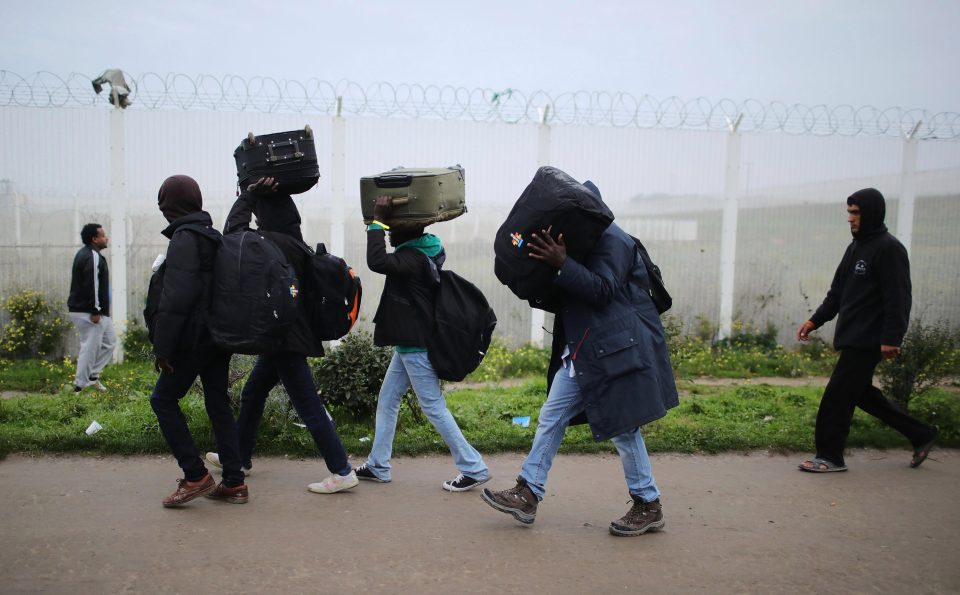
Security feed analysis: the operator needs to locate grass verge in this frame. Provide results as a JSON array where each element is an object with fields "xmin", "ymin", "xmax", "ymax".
[{"xmin": 1, "ymin": 377, "xmax": 955, "ymax": 458}]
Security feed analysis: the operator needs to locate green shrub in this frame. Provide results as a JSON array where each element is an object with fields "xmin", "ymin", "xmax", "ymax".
[
  {"xmin": 878, "ymin": 321, "xmax": 960, "ymax": 411},
  {"xmin": 121, "ymin": 318, "xmax": 153, "ymax": 361},
  {"xmin": 312, "ymin": 331, "xmax": 419, "ymax": 422},
  {"xmin": 467, "ymin": 339, "xmax": 549, "ymax": 382},
  {"xmin": 715, "ymin": 320, "xmax": 778, "ymax": 351},
  {"xmin": 0, "ymin": 289, "xmax": 70, "ymax": 359}
]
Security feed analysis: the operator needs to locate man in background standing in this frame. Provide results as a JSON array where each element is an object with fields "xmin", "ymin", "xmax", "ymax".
[{"xmin": 68, "ymin": 223, "xmax": 116, "ymax": 392}]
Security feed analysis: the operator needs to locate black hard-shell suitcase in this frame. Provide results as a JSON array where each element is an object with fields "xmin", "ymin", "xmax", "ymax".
[
  {"xmin": 234, "ymin": 126, "xmax": 320, "ymax": 195},
  {"xmin": 494, "ymin": 167, "xmax": 614, "ymax": 311},
  {"xmin": 360, "ymin": 166, "xmax": 465, "ymax": 230}
]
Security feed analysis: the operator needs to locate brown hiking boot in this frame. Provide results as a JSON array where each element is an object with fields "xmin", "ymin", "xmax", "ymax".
[
  {"xmin": 480, "ymin": 478, "xmax": 538, "ymax": 524},
  {"xmin": 205, "ymin": 481, "xmax": 249, "ymax": 504},
  {"xmin": 609, "ymin": 497, "xmax": 665, "ymax": 536},
  {"xmin": 162, "ymin": 474, "xmax": 216, "ymax": 508}
]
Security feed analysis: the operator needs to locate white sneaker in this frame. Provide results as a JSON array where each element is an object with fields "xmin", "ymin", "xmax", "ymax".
[
  {"xmin": 204, "ymin": 452, "xmax": 252, "ymax": 476},
  {"xmin": 308, "ymin": 470, "xmax": 359, "ymax": 494}
]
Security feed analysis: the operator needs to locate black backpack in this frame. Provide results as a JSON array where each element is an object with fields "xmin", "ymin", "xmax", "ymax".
[
  {"xmin": 208, "ymin": 230, "xmax": 300, "ymax": 354},
  {"xmin": 630, "ymin": 236, "xmax": 672, "ymax": 314},
  {"xmin": 300, "ymin": 243, "xmax": 362, "ymax": 341},
  {"xmin": 424, "ymin": 259, "xmax": 497, "ymax": 382}
]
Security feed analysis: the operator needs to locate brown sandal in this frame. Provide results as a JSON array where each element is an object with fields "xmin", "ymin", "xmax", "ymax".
[
  {"xmin": 910, "ymin": 426, "xmax": 939, "ymax": 469},
  {"xmin": 798, "ymin": 457, "xmax": 848, "ymax": 473}
]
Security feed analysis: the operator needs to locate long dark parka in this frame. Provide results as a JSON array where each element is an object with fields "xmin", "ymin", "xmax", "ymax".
[{"xmin": 548, "ymin": 221, "xmax": 679, "ymax": 441}]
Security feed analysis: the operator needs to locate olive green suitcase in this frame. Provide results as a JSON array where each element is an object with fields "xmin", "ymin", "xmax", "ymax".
[{"xmin": 360, "ymin": 166, "xmax": 465, "ymax": 229}]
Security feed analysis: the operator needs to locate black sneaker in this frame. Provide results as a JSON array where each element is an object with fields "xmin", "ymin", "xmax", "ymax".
[
  {"xmin": 442, "ymin": 473, "xmax": 490, "ymax": 492},
  {"xmin": 609, "ymin": 497, "xmax": 665, "ymax": 536},
  {"xmin": 481, "ymin": 478, "xmax": 538, "ymax": 524},
  {"xmin": 355, "ymin": 463, "xmax": 390, "ymax": 483}
]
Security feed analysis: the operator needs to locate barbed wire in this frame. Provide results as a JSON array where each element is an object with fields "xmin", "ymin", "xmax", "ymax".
[{"xmin": 1, "ymin": 70, "xmax": 957, "ymax": 139}]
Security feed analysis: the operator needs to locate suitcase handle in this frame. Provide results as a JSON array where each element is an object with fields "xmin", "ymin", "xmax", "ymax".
[
  {"xmin": 266, "ymin": 139, "xmax": 304, "ymax": 163},
  {"xmin": 390, "ymin": 196, "xmax": 410, "ymax": 206},
  {"xmin": 375, "ymin": 174, "xmax": 413, "ymax": 188}
]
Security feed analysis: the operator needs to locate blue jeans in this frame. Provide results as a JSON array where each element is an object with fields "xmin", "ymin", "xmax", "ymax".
[
  {"xmin": 365, "ymin": 351, "xmax": 488, "ymax": 481},
  {"xmin": 520, "ymin": 367, "xmax": 660, "ymax": 502},
  {"xmin": 150, "ymin": 348, "xmax": 245, "ymax": 486},
  {"xmin": 237, "ymin": 352, "xmax": 351, "ymax": 476}
]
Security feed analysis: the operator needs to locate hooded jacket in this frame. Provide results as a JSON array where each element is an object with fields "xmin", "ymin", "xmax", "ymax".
[
  {"xmin": 223, "ymin": 192, "xmax": 323, "ymax": 357},
  {"xmin": 148, "ymin": 176, "xmax": 221, "ymax": 359},
  {"xmin": 150, "ymin": 210, "xmax": 221, "ymax": 359},
  {"xmin": 809, "ymin": 188, "xmax": 911, "ymax": 350},
  {"xmin": 68, "ymin": 244, "xmax": 110, "ymax": 316},
  {"xmin": 366, "ymin": 229, "xmax": 443, "ymax": 348},
  {"xmin": 548, "ymin": 221, "xmax": 679, "ymax": 441}
]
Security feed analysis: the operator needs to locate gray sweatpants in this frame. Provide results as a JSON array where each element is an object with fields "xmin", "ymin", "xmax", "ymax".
[{"xmin": 70, "ymin": 313, "xmax": 117, "ymax": 388}]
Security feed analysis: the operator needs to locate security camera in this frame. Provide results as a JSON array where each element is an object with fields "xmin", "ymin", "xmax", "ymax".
[{"xmin": 91, "ymin": 69, "xmax": 132, "ymax": 108}]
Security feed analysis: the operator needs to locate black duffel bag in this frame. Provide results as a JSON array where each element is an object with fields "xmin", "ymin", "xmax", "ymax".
[{"xmin": 494, "ymin": 167, "xmax": 614, "ymax": 311}]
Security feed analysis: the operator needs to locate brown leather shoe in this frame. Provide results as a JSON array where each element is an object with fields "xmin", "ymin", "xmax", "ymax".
[
  {"xmin": 205, "ymin": 481, "xmax": 249, "ymax": 504},
  {"xmin": 162, "ymin": 474, "xmax": 216, "ymax": 508}
]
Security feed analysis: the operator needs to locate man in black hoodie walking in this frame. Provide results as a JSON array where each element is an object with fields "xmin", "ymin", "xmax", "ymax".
[
  {"xmin": 147, "ymin": 175, "xmax": 247, "ymax": 507},
  {"xmin": 797, "ymin": 188, "xmax": 938, "ymax": 473}
]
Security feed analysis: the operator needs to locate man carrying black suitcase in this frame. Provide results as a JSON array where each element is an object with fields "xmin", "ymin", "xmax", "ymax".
[{"xmin": 206, "ymin": 177, "xmax": 358, "ymax": 495}]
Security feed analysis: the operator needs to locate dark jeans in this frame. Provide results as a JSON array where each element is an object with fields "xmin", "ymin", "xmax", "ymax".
[
  {"xmin": 237, "ymin": 352, "xmax": 351, "ymax": 475},
  {"xmin": 150, "ymin": 348, "xmax": 245, "ymax": 486},
  {"xmin": 815, "ymin": 348, "xmax": 936, "ymax": 466}
]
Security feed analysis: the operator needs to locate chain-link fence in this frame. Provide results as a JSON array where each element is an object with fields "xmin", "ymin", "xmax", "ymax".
[{"xmin": 1, "ymin": 71, "xmax": 958, "ymax": 357}]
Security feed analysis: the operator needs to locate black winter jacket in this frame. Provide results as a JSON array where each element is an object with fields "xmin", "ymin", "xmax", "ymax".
[
  {"xmin": 224, "ymin": 193, "xmax": 324, "ymax": 357},
  {"xmin": 810, "ymin": 190, "xmax": 911, "ymax": 350},
  {"xmin": 366, "ymin": 229, "xmax": 442, "ymax": 348},
  {"xmin": 68, "ymin": 245, "xmax": 110, "ymax": 316},
  {"xmin": 149, "ymin": 211, "xmax": 221, "ymax": 360}
]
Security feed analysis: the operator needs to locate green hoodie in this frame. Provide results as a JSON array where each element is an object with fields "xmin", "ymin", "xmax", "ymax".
[{"xmin": 395, "ymin": 233, "xmax": 442, "ymax": 257}]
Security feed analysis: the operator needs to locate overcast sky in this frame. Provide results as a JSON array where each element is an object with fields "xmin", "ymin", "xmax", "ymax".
[{"xmin": 3, "ymin": 0, "xmax": 959, "ymax": 113}]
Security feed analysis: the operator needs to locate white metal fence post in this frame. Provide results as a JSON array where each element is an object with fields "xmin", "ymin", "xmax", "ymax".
[
  {"xmin": 530, "ymin": 105, "xmax": 552, "ymax": 347},
  {"xmin": 331, "ymin": 96, "xmax": 346, "ymax": 258},
  {"xmin": 109, "ymin": 95, "xmax": 128, "ymax": 361},
  {"xmin": 718, "ymin": 114, "xmax": 743, "ymax": 341},
  {"xmin": 897, "ymin": 121, "xmax": 922, "ymax": 256}
]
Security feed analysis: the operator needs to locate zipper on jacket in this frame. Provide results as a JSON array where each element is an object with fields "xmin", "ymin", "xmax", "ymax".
[{"xmin": 572, "ymin": 327, "xmax": 590, "ymax": 361}]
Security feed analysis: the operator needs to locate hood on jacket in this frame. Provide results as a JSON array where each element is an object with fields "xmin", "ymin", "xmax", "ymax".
[
  {"xmin": 158, "ymin": 175, "xmax": 203, "ymax": 223},
  {"xmin": 161, "ymin": 210, "xmax": 217, "ymax": 240},
  {"xmin": 847, "ymin": 187, "xmax": 888, "ymax": 239},
  {"xmin": 255, "ymin": 194, "xmax": 304, "ymax": 243}
]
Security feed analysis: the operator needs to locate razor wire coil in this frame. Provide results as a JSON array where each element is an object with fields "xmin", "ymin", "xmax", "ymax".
[{"xmin": 1, "ymin": 70, "xmax": 957, "ymax": 140}]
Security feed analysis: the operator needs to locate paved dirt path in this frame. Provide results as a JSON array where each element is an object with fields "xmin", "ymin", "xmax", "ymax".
[{"xmin": 2, "ymin": 450, "xmax": 958, "ymax": 594}]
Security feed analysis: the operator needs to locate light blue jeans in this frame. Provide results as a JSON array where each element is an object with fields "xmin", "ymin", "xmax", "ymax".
[
  {"xmin": 520, "ymin": 367, "xmax": 661, "ymax": 502},
  {"xmin": 365, "ymin": 351, "xmax": 489, "ymax": 481}
]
